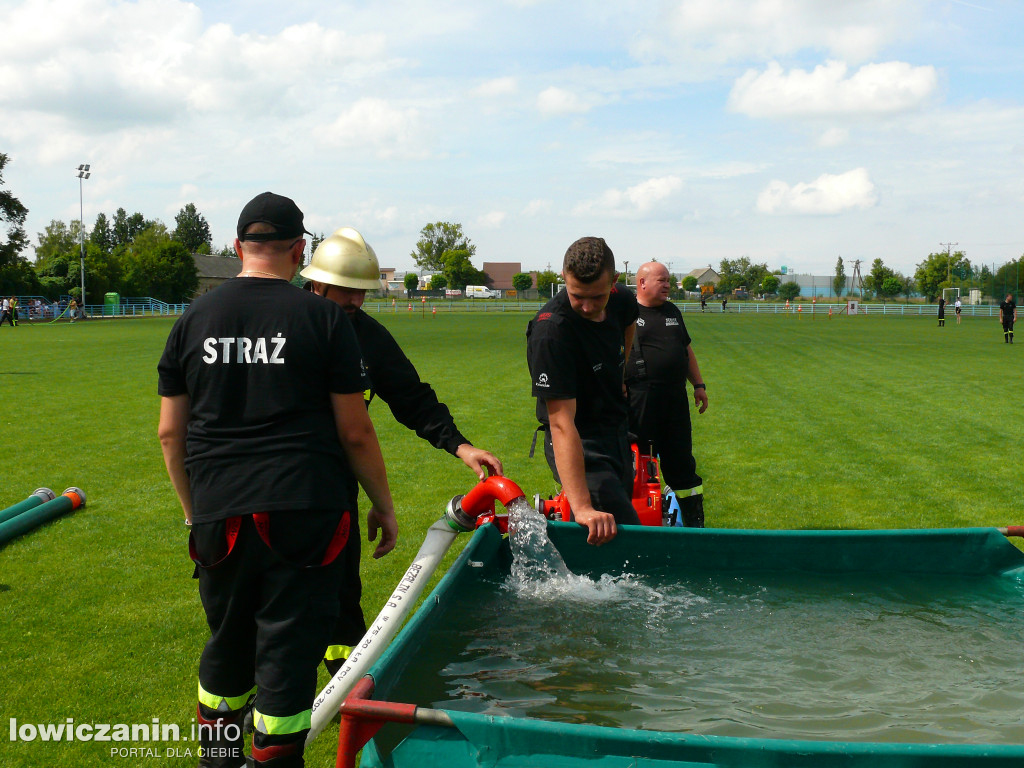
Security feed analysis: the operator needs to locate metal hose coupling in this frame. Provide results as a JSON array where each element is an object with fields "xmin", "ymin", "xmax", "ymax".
[{"xmin": 444, "ymin": 476, "xmax": 527, "ymax": 532}]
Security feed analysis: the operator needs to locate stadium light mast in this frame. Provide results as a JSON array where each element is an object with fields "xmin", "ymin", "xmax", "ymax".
[{"xmin": 76, "ymin": 164, "xmax": 91, "ymax": 308}]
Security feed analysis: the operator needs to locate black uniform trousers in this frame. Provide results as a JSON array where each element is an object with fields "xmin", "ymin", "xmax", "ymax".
[
  {"xmin": 192, "ymin": 511, "xmax": 349, "ymax": 736},
  {"xmin": 629, "ymin": 382, "xmax": 702, "ymax": 493},
  {"xmin": 325, "ymin": 478, "xmax": 367, "ymax": 673},
  {"xmin": 544, "ymin": 425, "xmax": 640, "ymax": 525}
]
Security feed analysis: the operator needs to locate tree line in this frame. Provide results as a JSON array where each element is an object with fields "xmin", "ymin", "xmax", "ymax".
[
  {"xmin": 3, "ymin": 154, "xmax": 1021, "ymax": 304},
  {"xmin": 0, "ymin": 154, "xmax": 209, "ymax": 303}
]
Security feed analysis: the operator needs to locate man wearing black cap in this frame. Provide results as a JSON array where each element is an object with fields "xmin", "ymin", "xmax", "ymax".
[{"xmin": 158, "ymin": 192, "xmax": 398, "ymax": 768}]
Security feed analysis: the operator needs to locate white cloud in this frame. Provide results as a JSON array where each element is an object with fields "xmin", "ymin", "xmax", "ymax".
[
  {"xmin": 634, "ymin": 0, "xmax": 922, "ymax": 65},
  {"xmin": 313, "ymin": 98, "xmax": 426, "ymax": 158},
  {"xmin": 477, "ymin": 210, "xmax": 507, "ymax": 228},
  {"xmin": 522, "ymin": 199, "xmax": 553, "ymax": 216},
  {"xmin": 756, "ymin": 168, "xmax": 878, "ymax": 215},
  {"xmin": 817, "ymin": 127, "xmax": 850, "ymax": 147},
  {"xmin": 730, "ymin": 61, "xmax": 937, "ymax": 118},
  {"xmin": 0, "ymin": 0, "xmax": 391, "ymax": 126},
  {"xmin": 470, "ymin": 76, "xmax": 519, "ymax": 98},
  {"xmin": 536, "ymin": 86, "xmax": 591, "ymax": 116},
  {"xmin": 574, "ymin": 176, "xmax": 683, "ymax": 218}
]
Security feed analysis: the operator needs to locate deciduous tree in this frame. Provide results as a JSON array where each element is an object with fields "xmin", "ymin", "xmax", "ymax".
[
  {"xmin": 411, "ymin": 222, "xmax": 475, "ymax": 271},
  {"xmin": 915, "ymin": 250, "xmax": 968, "ymax": 301},
  {"xmin": 536, "ymin": 269, "xmax": 559, "ymax": 296},
  {"xmin": 833, "ymin": 257, "xmax": 846, "ymax": 297},
  {"xmin": 90, "ymin": 212, "xmax": 113, "ymax": 253},
  {"xmin": 172, "ymin": 202, "xmax": 212, "ymax": 254},
  {"xmin": 778, "ymin": 282, "xmax": 801, "ymax": 301},
  {"xmin": 512, "ymin": 272, "xmax": 533, "ymax": 293},
  {"xmin": 0, "ymin": 152, "xmax": 37, "ymax": 294}
]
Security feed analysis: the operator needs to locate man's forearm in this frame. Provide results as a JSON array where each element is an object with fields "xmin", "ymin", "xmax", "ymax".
[{"xmin": 158, "ymin": 395, "xmax": 193, "ymax": 522}]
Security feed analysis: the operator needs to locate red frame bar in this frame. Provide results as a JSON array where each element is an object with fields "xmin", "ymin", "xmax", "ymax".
[{"xmin": 335, "ymin": 677, "xmax": 418, "ymax": 768}]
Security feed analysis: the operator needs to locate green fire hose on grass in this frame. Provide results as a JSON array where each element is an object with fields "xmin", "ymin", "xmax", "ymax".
[
  {"xmin": 0, "ymin": 488, "xmax": 86, "ymax": 547},
  {"xmin": 0, "ymin": 488, "xmax": 56, "ymax": 526}
]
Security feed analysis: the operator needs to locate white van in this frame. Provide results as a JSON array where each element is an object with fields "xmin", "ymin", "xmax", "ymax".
[{"xmin": 465, "ymin": 285, "xmax": 499, "ymax": 298}]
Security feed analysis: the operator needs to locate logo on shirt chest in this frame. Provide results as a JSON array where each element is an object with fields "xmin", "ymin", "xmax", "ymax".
[{"xmin": 665, "ymin": 317, "xmax": 679, "ymax": 326}]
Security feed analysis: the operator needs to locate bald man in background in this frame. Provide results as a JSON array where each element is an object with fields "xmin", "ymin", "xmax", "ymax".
[{"xmin": 625, "ymin": 262, "xmax": 708, "ymax": 527}]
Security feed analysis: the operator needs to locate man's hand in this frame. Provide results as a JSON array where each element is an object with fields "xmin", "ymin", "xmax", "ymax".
[
  {"xmin": 694, "ymin": 387, "xmax": 708, "ymax": 414},
  {"xmin": 572, "ymin": 507, "xmax": 617, "ymax": 546},
  {"xmin": 366, "ymin": 505, "xmax": 398, "ymax": 559},
  {"xmin": 455, "ymin": 444, "xmax": 504, "ymax": 480}
]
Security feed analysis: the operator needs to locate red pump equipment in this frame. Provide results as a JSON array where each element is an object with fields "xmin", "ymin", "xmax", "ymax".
[{"xmin": 534, "ymin": 445, "xmax": 667, "ymax": 527}]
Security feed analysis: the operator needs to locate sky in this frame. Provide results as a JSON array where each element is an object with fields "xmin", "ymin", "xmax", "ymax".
[{"xmin": 1, "ymin": 0, "xmax": 1022, "ymax": 278}]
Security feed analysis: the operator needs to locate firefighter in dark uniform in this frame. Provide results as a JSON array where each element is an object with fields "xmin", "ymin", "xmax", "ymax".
[
  {"xmin": 158, "ymin": 193, "xmax": 398, "ymax": 768},
  {"xmin": 526, "ymin": 236, "xmax": 640, "ymax": 546},
  {"xmin": 301, "ymin": 227, "xmax": 503, "ymax": 674},
  {"xmin": 999, "ymin": 294, "xmax": 1016, "ymax": 343},
  {"xmin": 626, "ymin": 262, "xmax": 708, "ymax": 527}
]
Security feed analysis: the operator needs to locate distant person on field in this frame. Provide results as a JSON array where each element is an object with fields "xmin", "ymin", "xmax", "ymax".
[
  {"xmin": 300, "ymin": 226, "xmax": 503, "ymax": 675},
  {"xmin": 721, "ymin": 296, "xmax": 727, "ymax": 312},
  {"xmin": 68, "ymin": 298, "xmax": 78, "ymax": 323},
  {"xmin": 700, "ymin": 295, "xmax": 707, "ymax": 312},
  {"xmin": 0, "ymin": 297, "xmax": 11, "ymax": 327},
  {"xmin": 626, "ymin": 262, "xmax": 708, "ymax": 527},
  {"xmin": 527, "ymin": 236, "xmax": 640, "ymax": 546},
  {"xmin": 955, "ymin": 297, "xmax": 962, "ymax": 324},
  {"xmin": 999, "ymin": 294, "xmax": 1016, "ymax": 343},
  {"xmin": 937, "ymin": 296, "xmax": 946, "ymax": 327}
]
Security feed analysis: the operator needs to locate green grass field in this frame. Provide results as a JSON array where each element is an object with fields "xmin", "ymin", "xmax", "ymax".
[{"xmin": 0, "ymin": 310, "xmax": 1021, "ymax": 766}]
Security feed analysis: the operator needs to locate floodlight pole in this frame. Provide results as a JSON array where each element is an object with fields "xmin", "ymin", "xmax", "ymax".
[{"xmin": 77, "ymin": 164, "xmax": 91, "ymax": 309}]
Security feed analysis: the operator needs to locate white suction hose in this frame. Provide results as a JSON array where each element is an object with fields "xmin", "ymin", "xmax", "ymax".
[{"xmin": 305, "ymin": 518, "xmax": 459, "ymax": 744}]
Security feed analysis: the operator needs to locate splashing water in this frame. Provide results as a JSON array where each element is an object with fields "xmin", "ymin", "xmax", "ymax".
[
  {"xmin": 505, "ymin": 497, "xmax": 572, "ymax": 583},
  {"xmin": 503, "ymin": 497, "xmax": 668, "ymax": 606}
]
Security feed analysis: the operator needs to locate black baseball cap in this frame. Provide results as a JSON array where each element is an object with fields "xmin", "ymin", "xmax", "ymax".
[{"xmin": 236, "ymin": 192, "xmax": 312, "ymax": 241}]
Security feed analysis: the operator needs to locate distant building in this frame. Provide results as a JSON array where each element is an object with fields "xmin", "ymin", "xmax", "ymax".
[
  {"xmin": 482, "ymin": 262, "xmax": 527, "ymax": 291},
  {"xmin": 193, "ymin": 254, "xmax": 242, "ymax": 296},
  {"xmin": 686, "ymin": 266, "xmax": 720, "ymax": 288},
  {"xmin": 378, "ymin": 267, "xmax": 396, "ymax": 293}
]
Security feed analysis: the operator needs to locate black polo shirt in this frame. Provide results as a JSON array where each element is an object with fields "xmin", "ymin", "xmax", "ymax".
[
  {"xmin": 527, "ymin": 286, "xmax": 638, "ymax": 436},
  {"xmin": 157, "ymin": 278, "xmax": 367, "ymax": 523},
  {"xmin": 625, "ymin": 301, "xmax": 691, "ymax": 385}
]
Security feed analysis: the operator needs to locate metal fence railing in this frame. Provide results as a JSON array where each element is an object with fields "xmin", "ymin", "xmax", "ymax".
[
  {"xmin": 10, "ymin": 297, "xmax": 1005, "ymax": 321},
  {"xmin": 364, "ymin": 301, "xmax": 1008, "ymax": 317}
]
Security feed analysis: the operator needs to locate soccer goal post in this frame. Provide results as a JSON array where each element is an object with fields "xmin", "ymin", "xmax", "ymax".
[{"xmin": 942, "ymin": 287, "xmax": 960, "ymax": 304}]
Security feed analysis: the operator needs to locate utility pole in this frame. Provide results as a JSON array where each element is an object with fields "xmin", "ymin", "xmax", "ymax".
[
  {"xmin": 939, "ymin": 242, "xmax": 958, "ymax": 284},
  {"xmin": 849, "ymin": 259, "xmax": 865, "ymax": 297}
]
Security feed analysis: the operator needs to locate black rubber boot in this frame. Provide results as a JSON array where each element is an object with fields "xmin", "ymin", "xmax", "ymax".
[
  {"xmin": 196, "ymin": 703, "xmax": 246, "ymax": 768},
  {"xmin": 251, "ymin": 733, "xmax": 305, "ymax": 767},
  {"xmin": 679, "ymin": 494, "xmax": 705, "ymax": 528}
]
